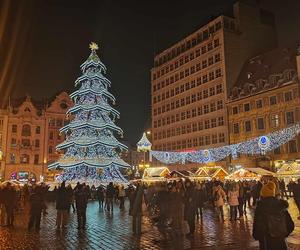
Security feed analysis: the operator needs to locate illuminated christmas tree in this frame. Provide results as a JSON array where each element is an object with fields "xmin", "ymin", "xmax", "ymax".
[{"xmin": 48, "ymin": 42, "xmax": 129, "ymax": 183}]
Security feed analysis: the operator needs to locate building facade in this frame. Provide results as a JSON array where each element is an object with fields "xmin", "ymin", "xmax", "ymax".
[
  {"xmin": 151, "ymin": 1, "xmax": 277, "ymax": 169},
  {"xmin": 0, "ymin": 92, "xmax": 73, "ymax": 181},
  {"xmin": 228, "ymin": 46, "xmax": 300, "ymax": 170}
]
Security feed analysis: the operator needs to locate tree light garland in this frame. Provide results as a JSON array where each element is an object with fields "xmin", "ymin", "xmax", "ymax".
[
  {"xmin": 150, "ymin": 124, "xmax": 300, "ymax": 165},
  {"xmin": 48, "ymin": 43, "xmax": 130, "ymax": 183}
]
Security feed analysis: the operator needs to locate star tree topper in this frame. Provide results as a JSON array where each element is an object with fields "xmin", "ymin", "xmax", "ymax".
[{"xmin": 89, "ymin": 42, "xmax": 99, "ymax": 51}]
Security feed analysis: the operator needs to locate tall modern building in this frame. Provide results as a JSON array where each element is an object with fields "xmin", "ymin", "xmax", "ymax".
[{"xmin": 151, "ymin": 1, "xmax": 277, "ymax": 169}]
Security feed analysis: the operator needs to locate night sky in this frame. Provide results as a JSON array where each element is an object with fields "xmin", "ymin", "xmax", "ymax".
[{"xmin": 1, "ymin": 0, "xmax": 300, "ymax": 146}]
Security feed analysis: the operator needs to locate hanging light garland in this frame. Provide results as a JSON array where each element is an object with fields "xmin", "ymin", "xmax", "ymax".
[{"xmin": 150, "ymin": 124, "xmax": 300, "ymax": 165}]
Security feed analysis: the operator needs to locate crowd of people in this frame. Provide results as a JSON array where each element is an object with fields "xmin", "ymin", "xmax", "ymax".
[{"xmin": 0, "ymin": 177, "xmax": 299, "ymax": 250}]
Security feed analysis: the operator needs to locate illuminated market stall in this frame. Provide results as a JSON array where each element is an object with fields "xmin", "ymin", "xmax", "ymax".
[{"xmin": 226, "ymin": 167, "xmax": 275, "ymax": 181}]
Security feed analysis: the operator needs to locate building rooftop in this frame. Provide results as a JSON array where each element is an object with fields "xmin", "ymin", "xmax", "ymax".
[{"xmin": 229, "ymin": 45, "xmax": 299, "ymax": 101}]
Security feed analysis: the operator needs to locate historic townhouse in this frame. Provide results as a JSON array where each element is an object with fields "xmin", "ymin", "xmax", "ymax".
[{"xmin": 228, "ymin": 46, "xmax": 300, "ymax": 170}]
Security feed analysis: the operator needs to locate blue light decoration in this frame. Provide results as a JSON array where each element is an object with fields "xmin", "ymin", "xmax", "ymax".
[
  {"xmin": 150, "ymin": 124, "xmax": 300, "ymax": 165},
  {"xmin": 48, "ymin": 42, "xmax": 130, "ymax": 183}
]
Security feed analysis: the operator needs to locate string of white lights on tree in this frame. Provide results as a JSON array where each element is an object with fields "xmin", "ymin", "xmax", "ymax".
[
  {"xmin": 150, "ymin": 124, "xmax": 300, "ymax": 165},
  {"xmin": 48, "ymin": 42, "xmax": 130, "ymax": 183}
]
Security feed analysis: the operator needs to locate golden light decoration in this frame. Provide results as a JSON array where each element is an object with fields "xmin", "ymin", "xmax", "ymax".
[{"xmin": 89, "ymin": 42, "xmax": 99, "ymax": 51}]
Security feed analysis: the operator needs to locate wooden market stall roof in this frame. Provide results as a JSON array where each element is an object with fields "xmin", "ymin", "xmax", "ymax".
[
  {"xmin": 169, "ymin": 170, "xmax": 197, "ymax": 178},
  {"xmin": 196, "ymin": 166, "xmax": 228, "ymax": 180},
  {"xmin": 277, "ymin": 163, "xmax": 300, "ymax": 177},
  {"xmin": 226, "ymin": 167, "xmax": 275, "ymax": 180},
  {"xmin": 142, "ymin": 167, "xmax": 170, "ymax": 179}
]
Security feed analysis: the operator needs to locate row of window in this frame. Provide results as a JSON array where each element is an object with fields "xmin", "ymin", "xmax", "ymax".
[
  {"xmin": 153, "ymin": 66, "xmax": 222, "ymax": 101},
  {"xmin": 232, "ymin": 111, "xmax": 295, "ymax": 134},
  {"xmin": 154, "ymin": 133, "xmax": 226, "ymax": 151},
  {"xmin": 154, "ymin": 18, "xmax": 236, "ymax": 67},
  {"xmin": 10, "ymin": 153, "xmax": 40, "ymax": 164},
  {"xmin": 11, "ymin": 138, "xmax": 40, "ymax": 148},
  {"xmin": 153, "ymin": 74, "xmax": 222, "ymax": 105},
  {"xmin": 154, "ymin": 116, "xmax": 225, "ymax": 140},
  {"xmin": 10, "ymin": 130, "xmax": 63, "ymax": 148},
  {"xmin": 11, "ymin": 124, "xmax": 40, "ymax": 136},
  {"xmin": 153, "ymin": 51, "xmax": 221, "ymax": 91},
  {"xmin": 154, "ymin": 100, "xmax": 224, "ymax": 128},
  {"xmin": 153, "ymin": 84, "xmax": 223, "ymax": 117},
  {"xmin": 231, "ymin": 91, "xmax": 293, "ymax": 114}
]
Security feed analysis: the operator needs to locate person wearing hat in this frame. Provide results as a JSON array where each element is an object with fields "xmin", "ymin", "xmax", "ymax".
[{"xmin": 253, "ymin": 181, "xmax": 294, "ymax": 250}]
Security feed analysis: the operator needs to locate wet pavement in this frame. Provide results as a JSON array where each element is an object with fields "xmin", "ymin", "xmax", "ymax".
[{"xmin": 0, "ymin": 199, "xmax": 299, "ymax": 250}]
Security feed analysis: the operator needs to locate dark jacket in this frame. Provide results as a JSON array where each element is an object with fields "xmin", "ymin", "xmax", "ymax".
[
  {"xmin": 29, "ymin": 192, "xmax": 44, "ymax": 212},
  {"xmin": 106, "ymin": 184, "xmax": 115, "ymax": 199},
  {"xmin": 184, "ymin": 186, "xmax": 197, "ymax": 220},
  {"xmin": 3, "ymin": 187, "xmax": 17, "ymax": 207},
  {"xmin": 56, "ymin": 187, "xmax": 69, "ymax": 210},
  {"xmin": 131, "ymin": 185, "xmax": 144, "ymax": 216},
  {"xmin": 75, "ymin": 189, "xmax": 88, "ymax": 210},
  {"xmin": 293, "ymin": 183, "xmax": 300, "ymax": 201},
  {"xmin": 253, "ymin": 197, "xmax": 294, "ymax": 250}
]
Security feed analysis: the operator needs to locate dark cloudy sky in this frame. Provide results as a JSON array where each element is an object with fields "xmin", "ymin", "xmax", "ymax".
[{"xmin": 1, "ymin": 0, "xmax": 300, "ymax": 145}]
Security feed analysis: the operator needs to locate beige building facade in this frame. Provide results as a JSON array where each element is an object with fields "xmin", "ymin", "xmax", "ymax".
[
  {"xmin": 0, "ymin": 92, "xmax": 72, "ymax": 181},
  {"xmin": 151, "ymin": 1, "xmax": 277, "ymax": 169},
  {"xmin": 228, "ymin": 46, "xmax": 300, "ymax": 170}
]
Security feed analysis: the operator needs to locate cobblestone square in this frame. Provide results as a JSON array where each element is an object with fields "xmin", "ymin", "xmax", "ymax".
[{"xmin": 0, "ymin": 199, "xmax": 299, "ymax": 250}]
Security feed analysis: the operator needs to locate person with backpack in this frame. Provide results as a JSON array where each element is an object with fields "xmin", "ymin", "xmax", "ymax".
[{"xmin": 253, "ymin": 181, "xmax": 294, "ymax": 250}]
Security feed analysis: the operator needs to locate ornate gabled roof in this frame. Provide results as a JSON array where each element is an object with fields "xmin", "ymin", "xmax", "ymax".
[{"xmin": 229, "ymin": 45, "xmax": 298, "ymax": 101}]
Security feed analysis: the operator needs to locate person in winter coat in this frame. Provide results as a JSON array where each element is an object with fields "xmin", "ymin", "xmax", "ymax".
[
  {"xmin": 75, "ymin": 184, "xmax": 88, "ymax": 229},
  {"xmin": 253, "ymin": 181, "xmax": 294, "ymax": 250},
  {"xmin": 56, "ymin": 181, "xmax": 69, "ymax": 229},
  {"xmin": 195, "ymin": 182, "xmax": 205, "ymax": 220},
  {"xmin": 213, "ymin": 182, "xmax": 226, "ymax": 221},
  {"xmin": 118, "ymin": 185, "xmax": 126, "ymax": 210},
  {"xmin": 97, "ymin": 186, "xmax": 105, "ymax": 210},
  {"xmin": 184, "ymin": 180, "xmax": 197, "ymax": 236},
  {"xmin": 131, "ymin": 184, "xmax": 145, "ymax": 235},
  {"xmin": 106, "ymin": 182, "xmax": 115, "ymax": 212},
  {"xmin": 293, "ymin": 179, "xmax": 300, "ymax": 220},
  {"xmin": 228, "ymin": 184, "xmax": 239, "ymax": 221},
  {"xmin": 66, "ymin": 184, "xmax": 75, "ymax": 213},
  {"xmin": 3, "ymin": 183, "xmax": 17, "ymax": 227},
  {"xmin": 28, "ymin": 186, "xmax": 45, "ymax": 231},
  {"xmin": 252, "ymin": 181, "xmax": 263, "ymax": 206}
]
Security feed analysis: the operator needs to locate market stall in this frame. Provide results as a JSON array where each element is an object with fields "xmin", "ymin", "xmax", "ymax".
[
  {"xmin": 276, "ymin": 162, "xmax": 300, "ymax": 182},
  {"xmin": 226, "ymin": 167, "xmax": 275, "ymax": 181},
  {"xmin": 196, "ymin": 166, "xmax": 228, "ymax": 181},
  {"xmin": 142, "ymin": 167, "xmax": 170, "ymax": 182}
]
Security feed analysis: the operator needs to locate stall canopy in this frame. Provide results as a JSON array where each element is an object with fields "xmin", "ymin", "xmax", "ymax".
[
  {"xmin": 142, "ymin": 167, "xmax": 170, "ymax": 179},
  {"xmin": 277, "ymin": 162, "xmax": 300, "ymax": 178},
  {"xmin": 226, "ymin": 167, "xmax": 274, "ymax": 180},
  {"xmin": 169, "ymin": 170, "xmax": 196, "ymax": 178},
  {"xmin": 196, "ymin": 166, "xmax": 228, "ymax": 180}
]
